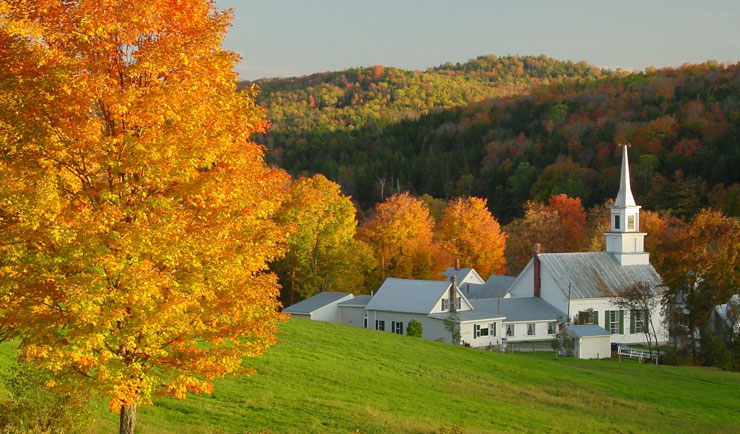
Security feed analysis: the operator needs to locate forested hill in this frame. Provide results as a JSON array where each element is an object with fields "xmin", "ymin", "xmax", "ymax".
[
  {"xmin": 253, "ymin": 55, "xmax": 613, "ymax": 133},
  {"xmin": 250, "ymin": 57, "xmax": 740, "ymax": 223}
]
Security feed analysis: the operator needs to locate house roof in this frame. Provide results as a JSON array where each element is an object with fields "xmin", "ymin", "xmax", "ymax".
[
  {"xmin": 496, "ymin": 297, "xmax": 565, "ymax": 322},
  {"xmin": 283, "ymin": 292, "xmax": 353, "ymax": 314},
  {"xmin": 428, "ymin": 297, "xmax": 564, "ymax": 323},
  {"xmin": 538, "ymin": 252, "xmax": 663, "ymax": 299},
  {"xmin": 567, "ymin": 324, "xmax": 610, "ymax": 337},
  {"xmin": 365, "ymin": 278, "xmax": 450, "ymax": 314},
  {"xmin": 441, "ymin": 267, "xmax": 485, "ymax": 284},
  {"xmin": 466, "ymin": 275, "xmax": 516, "ymax": 299},
  {"xmin": 338, "ymin": 295, "xmax": 373, "ymax": 307}
]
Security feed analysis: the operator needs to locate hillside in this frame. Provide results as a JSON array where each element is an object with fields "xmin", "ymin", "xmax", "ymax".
[
  {"xmin": 253, "ymin": 55, "xmax": 612, "ymax": 134},
  {"xmin": 255, "ymin": 59, "xmax": 740, "ymax": 222},
  {"xmin": 3, "ymin": 319, "xmax": 739, "ymax": 433}
]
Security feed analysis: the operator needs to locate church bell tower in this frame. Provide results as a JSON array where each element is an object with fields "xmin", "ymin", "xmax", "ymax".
[{"xmin": 604, "ymin": 145, "xmax": 650, "ymax": 266}]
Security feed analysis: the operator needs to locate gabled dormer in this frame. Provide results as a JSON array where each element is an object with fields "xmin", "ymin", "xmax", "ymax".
[{"xmin": 604, "ymin": 145, "xmax": 650, "ymax": 265}]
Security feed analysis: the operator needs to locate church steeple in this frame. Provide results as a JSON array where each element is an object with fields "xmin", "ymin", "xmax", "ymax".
[
  {"xmin": 604, "ymin": 144, "xmax": 650, "ymax": 266},
  {"xmin": 614, "ymin": 144, "xmax": 636, "ymax": 207}
]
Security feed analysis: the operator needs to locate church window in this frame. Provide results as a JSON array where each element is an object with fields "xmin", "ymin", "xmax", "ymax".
[
  {"xmin": 631, "ymin": 309, "xmax": 647, "ymax": 334},
  {"xmin": 605, "ymin": 310, "xmax": 624, "ymax": 334},
  {"xmin": 627, "ymin": 215, "xmax": 635, "ymax": 231}
]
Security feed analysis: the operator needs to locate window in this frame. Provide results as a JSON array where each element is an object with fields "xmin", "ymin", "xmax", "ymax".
[
  {"xmin": 474, "ymin": 324, "xmax": 489, "ymax": 338},
  {"xmin": 456, "ymin": 297, "xmax": 461, "ymax": 310},
  {"xmin": 527, "ymin": 323, "xmax": 535, "ymax": 336},
  {"xmin": 506, "ymin": 324, "xmax": 514, "ymax": 337},
  {"xmin": 631, "ymin": 309, "xmax": 646, "ymax": 334},
  {"xmin": 627, "ymin": 214, "xmax": 635, "ymax": 231},
  {"xmin": 491, "ymin": 323, "xmax": 497, "ymax": 337},
  {"xmin": 614, "ymin": 215, "xmax": 621, "ymax": 230},
  {"xmin": 441, "ymin": 298, "xmax": 448, "ymax": 311},
  {"xmin": 547, "ymin": 322, "xmax": 557, "ymax": 335},
  {"xmin": 375, "ymin": 320, "xmax": 385, "ymax": 331},
  {"xmin": 363, "ymin": 317, "xmax": 367, "ymax": 329},
  {"xmin": 605, "ymin": 310, "xmax": 623, "ymax": 334},
  {"xmin": 391, "ymin": 321, "xmax": 403, "ymax": 334}
]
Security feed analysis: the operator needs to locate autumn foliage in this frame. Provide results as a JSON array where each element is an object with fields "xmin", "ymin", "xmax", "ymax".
[
  {"xmin": 358, "ymin": 193, "xmax": 446, "ymax": 283},
  {"xmin": 0, "ymin": 0, "xmax": 288, "ymax": 428},
  {"xmin": 435, "ymin": 197, "xmax": 506, "ymax": 278},
  {"xmin": 275, "ymin": 174, "xmax": 375, "ymax": 303},
  {"xmin": 503, "ymin": 194, "xmax": 589, "ymax": 274}
]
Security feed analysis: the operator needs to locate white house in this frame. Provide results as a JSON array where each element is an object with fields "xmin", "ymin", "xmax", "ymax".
[
  {"xmin": 507, "ymin": 145, "xmax": 667, "ymax": 345},
  {"xmin": 363, "ymin": 277, "xmax": 507, "ymax": 348}
]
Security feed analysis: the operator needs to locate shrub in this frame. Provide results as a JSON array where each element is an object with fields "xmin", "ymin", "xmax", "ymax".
[
  {"xmin": 0, "ymin": 362, "xmax": 93, "ymax": 433},
  {"xmin": 407, "ymin": 319, "xmax": 423, "ymax": 337}
]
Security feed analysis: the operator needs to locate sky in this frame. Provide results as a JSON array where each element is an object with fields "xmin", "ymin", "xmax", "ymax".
[{"xmin": 214, "ymin": 0, "xmax": 740, "ymax": 81}]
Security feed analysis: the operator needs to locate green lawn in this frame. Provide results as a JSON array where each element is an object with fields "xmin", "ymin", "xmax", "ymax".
[{"xmin": 2, "ymin": 318, "xmax": 740, "ymax": 433}]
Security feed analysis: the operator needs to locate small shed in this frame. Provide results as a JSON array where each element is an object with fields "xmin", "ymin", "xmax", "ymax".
[
  {"xmin": 283, "ymin": 292, "xmax": 354, "ymax": 323},
  {"xmin": 566, "ymin": 325, "xmax": 611, "ymax": 359}
]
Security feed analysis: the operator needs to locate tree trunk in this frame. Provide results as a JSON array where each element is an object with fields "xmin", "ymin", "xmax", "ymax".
[{"xmin": 120, "ymin": 404, "xmax": 136, "ymax": 434}]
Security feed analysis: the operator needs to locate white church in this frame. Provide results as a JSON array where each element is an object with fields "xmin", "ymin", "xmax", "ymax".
[{"xmin": 285, "ymin": 145, "xmax": 668, "ymax": 356}]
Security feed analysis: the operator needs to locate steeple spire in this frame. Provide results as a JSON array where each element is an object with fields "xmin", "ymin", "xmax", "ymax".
[{"xmin": 614, "ymin": 144, "xmax": 636, "ymax": 207}]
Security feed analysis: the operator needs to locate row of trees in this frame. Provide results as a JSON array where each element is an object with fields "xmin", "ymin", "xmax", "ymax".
[{"xmin": 273, "ymin": 184, "xmax": 509, "ymax": 303}]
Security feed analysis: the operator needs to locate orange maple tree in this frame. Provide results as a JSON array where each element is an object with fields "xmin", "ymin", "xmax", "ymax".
[
  {"xmin": 358, "ymin": 192, "xmax": 446, "ymax": 284},
  {"xmin": 435, "ymin": 197, "xmax": 506, "ymax": 278},
  {"xmin": 0, "ymin": 1, "xmax": 288, "ymax": 432}
]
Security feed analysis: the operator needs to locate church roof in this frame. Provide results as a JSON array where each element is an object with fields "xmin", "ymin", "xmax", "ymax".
[{"xmin": 539, "ymin": 252, "xmax": 663, "ymax": 299}]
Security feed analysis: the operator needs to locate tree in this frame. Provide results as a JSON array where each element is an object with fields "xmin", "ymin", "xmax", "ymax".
[
  {"xmin": 614, "ymin": 282, "xmax": 663, "ymax": 360},
  {"xmin": 275, "ymin": 174, "xmax": 375, "ymax": 304},
  {"xmin": 358, "ymin": 193, "xmax": 446, "ymax": 284},
  {"xmin": 435, "ymin": 197, "xmax": 507, "ymax": 278},
  {"xmin": 0, "ymin": 2, "xmax": 288, "ymax": 432},
  {"xmin": 406, "ymin": 319, "xmax": 423, "ymax": 338},
  {"xmin": 661, "ymin": 210, "xmax": 740, "ymax": 362},
  {"xmin": 504, "ymin": 201, "xmax": 560, "ymax": 274},
  {"xmin": 547, "ymin": 194, "xmax": 588, "ymax": 252}
]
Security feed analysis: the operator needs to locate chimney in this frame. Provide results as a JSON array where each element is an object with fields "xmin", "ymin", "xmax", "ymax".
[
  {"xmin": 454, "ymin": 258, "xmax": 460, "ymax": 270},
  {"xmin": 450, "ymin": 275, "xmax": 458, "ymax": 313},
  {"xmin": 533, "ymin": 243, "xmax": 541, "ymax": 298}
]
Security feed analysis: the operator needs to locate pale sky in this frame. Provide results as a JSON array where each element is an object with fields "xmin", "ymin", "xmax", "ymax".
[{"xmin": 214, "ymin": 0, "xmax": 740, "ymax": 81}]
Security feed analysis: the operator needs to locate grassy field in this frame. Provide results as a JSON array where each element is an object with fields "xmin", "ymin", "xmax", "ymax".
[{"xmin": 2, "ymin": 318, "xmax": 740, "ymax": 433}]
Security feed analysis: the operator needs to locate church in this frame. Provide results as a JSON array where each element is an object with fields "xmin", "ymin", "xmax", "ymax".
[
  {"xmin": 506, "ymin": 145, "xmax": 667, "ymax": 344},
  {"xmin": 285, "ymin": 145, "xmax": 668, "ymax": 351}
]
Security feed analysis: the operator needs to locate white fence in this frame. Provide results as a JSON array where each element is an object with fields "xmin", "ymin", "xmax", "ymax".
[{"xmin": 617, "ymin": 347, "xmax": 664, "ymax": 364}]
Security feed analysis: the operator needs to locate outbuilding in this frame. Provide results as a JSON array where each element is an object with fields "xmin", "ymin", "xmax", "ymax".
[{"xmin": 566, "ymin": 325, "xmax": 611, "ymax": 359}]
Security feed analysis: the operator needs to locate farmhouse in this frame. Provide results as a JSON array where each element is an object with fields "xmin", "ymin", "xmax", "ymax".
[{"xmin": 285, "ymin": 145, "xmax": 667, "ymax": 353}]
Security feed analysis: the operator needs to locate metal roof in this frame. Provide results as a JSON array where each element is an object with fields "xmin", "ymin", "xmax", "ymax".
[
  {"xmin": 466, "ymin": 275, "xmax": 516, "ymax": 299},
  {"xmin": 283, "ymin": 292, "xmax": 353, "ymax": 314},
  {"xmin": 567, "ymin": 324, "xmax": 610, "ymax": 337},
  {"xmin": 338, "ymin": 295, "xmax": 373, "ymax": 307},
  {"xmin": 539, "ymin": 252, "xmax": 663, "ymax": 299},
  {"xmin": 440, "ymin": 267, "xmax": 485, "ymax": 285},
  {"xmin": 428, "ymin": 297, "xmax": 564, "ymax": 322},
  {"xmin": 365, "ymin": 278, "xmax": 450, "ymax": 314},
  {"xmin": 495, "ymin": 297, "xmax": 565, "ymax": 322}
]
